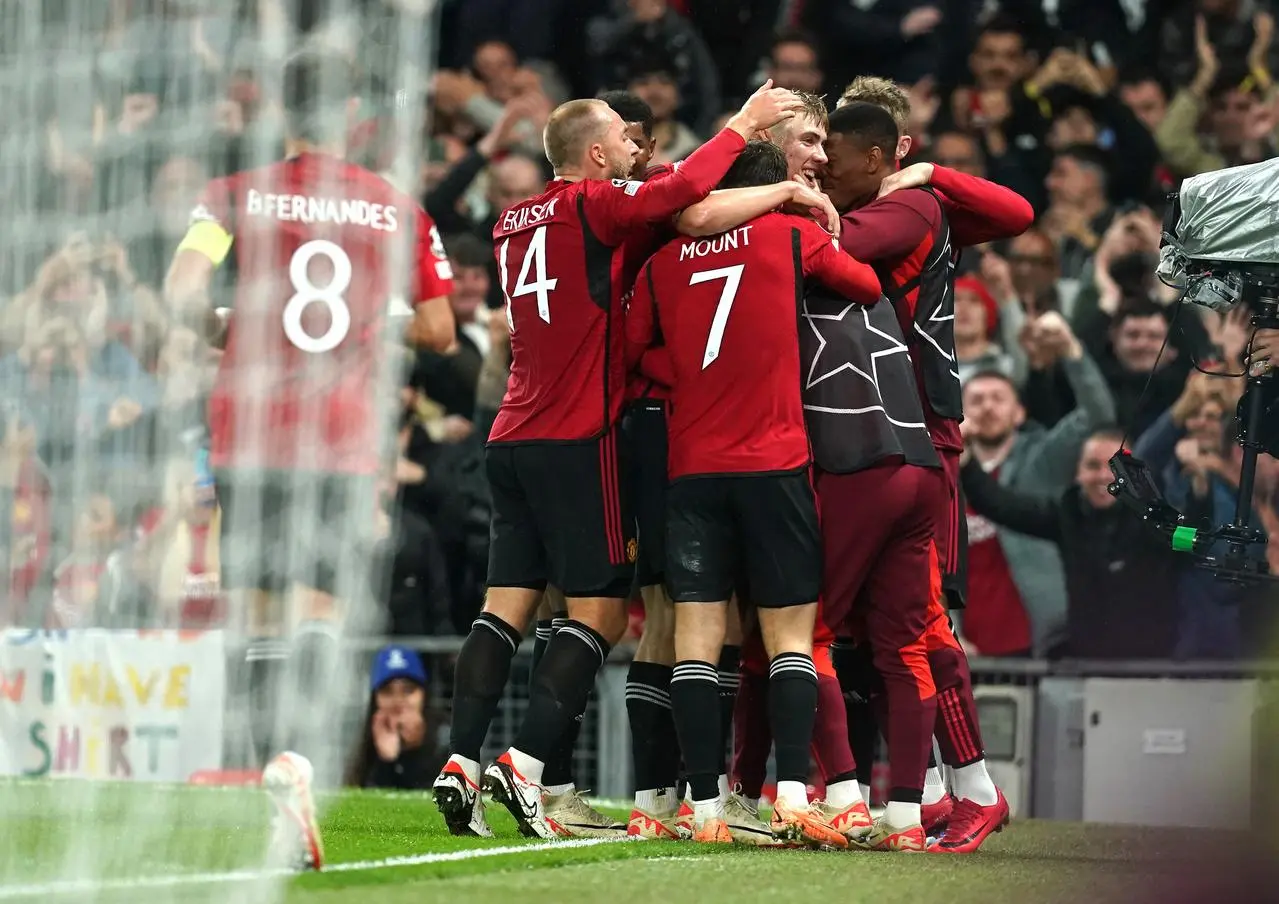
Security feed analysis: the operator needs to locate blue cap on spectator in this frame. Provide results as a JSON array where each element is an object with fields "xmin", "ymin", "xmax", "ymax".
[{"xmin": 370, "ymin": 645, "xmax": 427, "ymax": 693}]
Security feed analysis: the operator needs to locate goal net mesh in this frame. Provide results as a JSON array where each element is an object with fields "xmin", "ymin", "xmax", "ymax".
[{"xmin": 0, "ymin": 0, "xmax": 439, "ymax": 896}]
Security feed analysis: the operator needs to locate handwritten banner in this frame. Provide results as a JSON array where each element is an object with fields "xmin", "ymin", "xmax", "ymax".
[{"xmin": 0, "ymin": 630, "xmax": 225, "ymax": 782}]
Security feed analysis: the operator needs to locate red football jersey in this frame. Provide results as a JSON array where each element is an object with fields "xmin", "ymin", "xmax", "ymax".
[
  {"xmin": 628, "ymin": 212, "xmax": 881, "ymax": 479},
  {"xmin": 487, "ymin": 128, "xmax": 746, "ymax": 444},
  {"xmin": 194, "ymin": 152, "xmax": 452, "ymax": 474}
]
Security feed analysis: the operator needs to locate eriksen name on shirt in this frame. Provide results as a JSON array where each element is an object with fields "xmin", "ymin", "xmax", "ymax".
[
  {"xmin": 678, "ymin": 225, "xmax": 753, "ymax": 262},
  {"xmin": 501, "ymin": 197, "xmax": 560, "ymax": 233},
  {"xmin": 244, "ymin": 189, "xmax": 399, "ymax": 231}
]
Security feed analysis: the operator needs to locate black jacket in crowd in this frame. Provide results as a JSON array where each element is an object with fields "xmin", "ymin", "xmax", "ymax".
[{"xmin": 961, "ymin": 459, "xmax": 1182, "ymax": 659}]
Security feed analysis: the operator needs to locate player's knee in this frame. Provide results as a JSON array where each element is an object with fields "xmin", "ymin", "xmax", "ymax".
[
  {"xmin": 926, "ymin": 644, "xmax": 966, "ymax": 691},
  {"xmin": 482, "ymin": 586, "xmax": 541, "ymax": 636},
  {"xmin": 241, "ymin": 590, "xmax": 282, "ymax": 635},
  {"xmin": 640, "ymin": 584, "xmax": 675, "ymax": 635},
  {"xmin": 295, "ymin": 587, "xmax": 340, "ymax": 625},
  {"xmin": 565, "ymin": 596, "xmax": 629, "ymax": 646},
  {"xmin": 673, "ymin": 601, "xmax": 728, "ymax": 663},
  {"xmin": 757, "ymin": 603, "xmax": 818, "ymax": 659}
]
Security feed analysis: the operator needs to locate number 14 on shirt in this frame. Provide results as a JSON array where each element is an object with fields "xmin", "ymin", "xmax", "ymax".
[{"xmin": 500, "ymin": 226, "xmax": 558, "ymax": 330}]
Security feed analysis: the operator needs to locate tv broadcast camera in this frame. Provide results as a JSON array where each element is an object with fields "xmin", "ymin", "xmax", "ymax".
[{"xmin": 1108, "ymin": 158, "xmax": 1279, "ymax": 586}]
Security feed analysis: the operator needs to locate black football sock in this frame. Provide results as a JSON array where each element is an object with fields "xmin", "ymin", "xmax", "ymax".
[
  {"xmin": 670, "ymin": 660, "xmax": 722, "ymax": 802},
  {"xmin": 287, "ymin": 620, "xmax": 342, "ymax": 775},
  {"xmin": 530, "ymin": 619, "xmax": 554, "ymax": 683},
  {"xmin": 539, "ymin": 615, "xmax": 582, "ymax": 790},
  {"xmin": 513, "ymin": 621, "xmax": 609, "ymax": 765},
  {"xmin": 626, "ymin": 660, "xmax": 676, "ymax": 793},
  {"xmin": 769, "ymin": 652, "xmax": 819, "ymax": 790},
  {"xmin": 541, "ymin": 704, "xmax": 584, "ymax": 790},
  {"xmin": 717, "ymin": 644, "xmax": 741, "ymax": 766},
  {"xmin": 246, "ymin": 637, "xmax": 288, "ymax": 768},
  {"xmin": 450, "ymin": 612, "xmax": 522, "ymax": 762}
]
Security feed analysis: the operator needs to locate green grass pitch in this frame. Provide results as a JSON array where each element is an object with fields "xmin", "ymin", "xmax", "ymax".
[{"xmin": 0, "ymin": 780, "xmax": 1234, "ymax": 903}]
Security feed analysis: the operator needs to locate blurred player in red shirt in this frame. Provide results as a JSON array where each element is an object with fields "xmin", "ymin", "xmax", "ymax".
[
  {"xmin": 627, "ymin": 141, "xmax": 880, "ymax": 847},
  {"xmin": 434, "ymin": 84, "xmax": 805, "ymax": 841},
  {"xmin": 164, "ymin": 50, "xmax": 456, "ymax": 870}
]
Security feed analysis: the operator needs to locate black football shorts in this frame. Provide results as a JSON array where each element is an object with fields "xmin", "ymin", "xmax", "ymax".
[
  {"xmin": 486, "ymin": 428, "xmax": 635, "ymax": 599},
  {"xmin": 214, "ymin": 468, "xmax": 377, "ymax": 599},
  {"xmin": 665, "ymin": 467, "xmax": 821, "ymax": 608},
  {"xmin": 621, "ymin": 401, "xmax": 668, "ymax": 590}
]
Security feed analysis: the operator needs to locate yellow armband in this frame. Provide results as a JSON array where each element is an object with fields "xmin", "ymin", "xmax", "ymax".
[{"xmin": 176, "ymin": 220, "xmax": 233, "ymax": 266}]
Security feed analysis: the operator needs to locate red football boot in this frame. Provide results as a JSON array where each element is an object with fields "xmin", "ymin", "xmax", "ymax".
[{"xmin": 929, "ymin": 789, "xmax": 1010, "ymax": 854}]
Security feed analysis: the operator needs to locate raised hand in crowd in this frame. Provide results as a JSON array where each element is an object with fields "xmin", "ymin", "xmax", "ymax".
[
  {"xmin": 488, "ymin": 305, "xmax": 511, "ymax": 356},
  {"xmin": 1091, "ymin": 207, "xmax": 1163, "ymax": 314},
  {"xmin": 1170, "ymin": 371, "xmax": 1232, "ymax": 426},
  {"xmin": 905, "ymin": 76, "xmax": 941, "ymax": 141},
  {"xmin": 1019, "ymin": 310, "xmax": 1082, "ymax": 371},
  {"xmin": 1191, "ymin": 15, "xmax": 1221, "ymax": 99},
  {"xmin": 1174, "ymin": 434, "xmax": 1217, "ymax": 478},
  {"xmin": 477, "ymin": 93, "xmax": 549, "ymax": 159},
  {"xmin": 106, "ymin": 397, "xmax": 144, "ymax": 431},
  {"xmin": 95, "ymin": 236, "xmax": 140, "ymax": 293},
  {"xmin": 900, "ymin": 6, "xmax": 942, "ymax": 39},
  {"xmin": 1208, "ymin": 304, "xmax": 1253, "ymax": 370},
  {"xmin": 1250, "ymin": 10, "xmax": 1275, "ymax": 84},
  {"xmin": 432, "ymin": 70, "xmax": 486, "ymax": 118},
  {"xmin": 979, "ymin": 249, "xmax": 1017, "ymax": 306},
  {"xmin": 371, "ymin": 707, "xmax": 403, "ymax": 761},
  {"xmin": 1028, "ymin": 48, "xmax": 1106, "ymax": 97}
]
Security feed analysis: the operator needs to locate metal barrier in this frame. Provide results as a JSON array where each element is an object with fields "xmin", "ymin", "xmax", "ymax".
[{"xmin": 227, "ymin": 636, "xmax": 1276, "ymax": 826}]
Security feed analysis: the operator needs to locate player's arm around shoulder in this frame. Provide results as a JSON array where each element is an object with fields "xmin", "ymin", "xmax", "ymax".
[
  {"xmin": 674, "ymin": 182, "xmax": 801, "ymax": 237},
  {"xmin": 165, "ymin": 177, "xmax": 234, "ymax": 344},
  {"xmin": 838, "ymin": 190, "xmax": 937, "ymax": 262}
]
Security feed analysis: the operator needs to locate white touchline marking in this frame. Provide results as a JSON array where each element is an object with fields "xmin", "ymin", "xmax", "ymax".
[{"xmin": 0, "ymin": 838, "xmax": 633, "ymax": 900}]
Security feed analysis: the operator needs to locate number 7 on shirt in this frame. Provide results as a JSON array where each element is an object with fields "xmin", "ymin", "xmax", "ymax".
[{"xmin": 690, "ymin": 264, "xmax": 744, "ymax": 369}]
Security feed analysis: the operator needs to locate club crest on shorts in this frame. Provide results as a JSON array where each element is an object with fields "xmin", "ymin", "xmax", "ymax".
[{"xmin": 626, "ymin": 538, "xmax": 638, "ymax": 563}]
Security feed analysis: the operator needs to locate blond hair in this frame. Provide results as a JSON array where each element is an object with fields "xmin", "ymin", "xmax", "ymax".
[
  {"xmin": 769, "ymin": 90, "xmax": 829, "ymax": 145},
  {"xmin": 838, "ymin": 76, "xmax": 910, "ymax": 129},
  {"xmin": 543, "ymin": 99, "xmax": 609, "ymax": 171}
]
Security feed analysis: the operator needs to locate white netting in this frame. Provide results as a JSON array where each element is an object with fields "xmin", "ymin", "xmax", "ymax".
[{"xmin": 0, "ymin": 1, "xmax": 439, "ymax": 897}]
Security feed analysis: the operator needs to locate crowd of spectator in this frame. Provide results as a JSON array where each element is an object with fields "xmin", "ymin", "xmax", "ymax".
[{"xmin": 0, "ymin": 0, "xmax": 1276, "ymax": 661}]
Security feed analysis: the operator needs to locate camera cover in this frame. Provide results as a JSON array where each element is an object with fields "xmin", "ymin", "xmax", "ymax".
[{"xmin": 1175, "ymin": 157, "xmax": 1279, "ymax": 263}]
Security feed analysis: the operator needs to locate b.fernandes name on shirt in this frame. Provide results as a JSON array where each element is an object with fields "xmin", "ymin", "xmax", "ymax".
[
  {"xmin": 243, "ymin": 189, "xmax": 399, "ymax": 231},
  {"xmin": 678, "ymin": 224, "xmax": 753, "ymax": 262}
]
